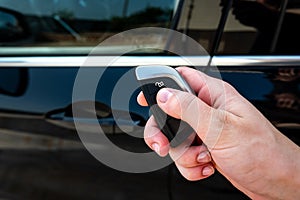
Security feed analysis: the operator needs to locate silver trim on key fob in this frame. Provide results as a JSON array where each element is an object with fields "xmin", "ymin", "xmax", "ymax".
[{"xmin": 135, "ymin": 65, "xmax": 195, "ymax": 95}]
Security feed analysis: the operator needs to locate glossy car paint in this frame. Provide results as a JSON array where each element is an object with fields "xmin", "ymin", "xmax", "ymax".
[{"xmin": 0, "ymin": 56, "xmax": 298, "ymax": 199}]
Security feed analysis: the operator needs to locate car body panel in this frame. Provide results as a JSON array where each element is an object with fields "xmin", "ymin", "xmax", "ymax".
[
  {"xmin": 0, "ymin": 56, "xmax": 299, "ymax": 199},
  {"xmin": 0, "ymin": 0, "xmax": 300, "ymax": 199}
]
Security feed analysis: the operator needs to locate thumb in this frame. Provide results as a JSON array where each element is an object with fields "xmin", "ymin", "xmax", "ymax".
[{"xmin": 156, "ymin": 88, "xmax": 225, "ymax": 145}]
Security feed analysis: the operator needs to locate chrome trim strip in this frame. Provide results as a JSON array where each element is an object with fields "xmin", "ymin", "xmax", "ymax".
[
  {"xmin": 275, "ymin": 123, "xmax": 300, "ymax": 129},
  {"xmin": 212, "ymin": 56, "xmax": 300, "ymax": 66},
  {"xmin": 0, "ymin": 56, "xmax": 210, "ymax": 67},
  {"xmin": 0, "ymin": 56, "xmax": 300, "ymax": 67}
]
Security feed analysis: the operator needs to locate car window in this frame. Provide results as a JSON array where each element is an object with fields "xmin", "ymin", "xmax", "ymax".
[
  {"xmin": 220, "ymin": 0, "xmax": 300, "ymax": 55},
  {"xmin": 0, "ymin": 0, "xmax": 177, "ymax": 55},
  {"xmin": 180, "ymin": 0, "xmax": 300, "ymax": 55}
]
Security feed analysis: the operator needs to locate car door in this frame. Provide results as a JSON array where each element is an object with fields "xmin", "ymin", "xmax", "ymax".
[{"xmin": 0, "ymin": 0, "xmax": 299, "ymax": 200}]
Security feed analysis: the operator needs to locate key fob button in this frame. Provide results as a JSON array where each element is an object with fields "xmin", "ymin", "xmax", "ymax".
[{"xmin": 146, "ymin": 82, "xmax": 165, "ymax": 95}]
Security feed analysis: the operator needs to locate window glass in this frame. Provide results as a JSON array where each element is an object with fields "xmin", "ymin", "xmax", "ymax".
[
  {"xmin": 178, "ymin": 0, "xmax": 260, "ymax": 55},
  {"xmin": 177, "ymin": 0, "xmax": 222, "ymax": 54},
  {"xmin": 219, "ymin": 0, "xmax": 300, "ymax": 55},
  {"xmin": 0, "ymin": 0, "xmax": 177, "ymax": 55},
  {"xmin": 179, "ymin": 0, "xmax": 300, "ymax": 55}
]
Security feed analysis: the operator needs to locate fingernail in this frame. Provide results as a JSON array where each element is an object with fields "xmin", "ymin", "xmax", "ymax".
[
  {"xmin": 151, "ymin": 143, "xmax": 160, "ymax": 155},
  {"xmin": 157, "ymin": 89, "xmax": 172, "ymax": 103},
  {"xmin": 202, "ymin": 166, "xmax": 214, "ymax": 176},
  {"xmin": 197, "ymin": 151, "xmax": 211, "ymax": 163}
]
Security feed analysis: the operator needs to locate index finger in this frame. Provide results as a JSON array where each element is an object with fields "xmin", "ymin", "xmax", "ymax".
[{"xmin": 176, "ymin": 67, "xmax": 229, "ymax": 108}]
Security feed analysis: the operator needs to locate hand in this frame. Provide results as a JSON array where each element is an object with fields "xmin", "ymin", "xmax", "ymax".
[
  {"xmin": 137, "ymin": 67, "xmax": 300, "ymax": 199},
  {"xmin": 141, "ymin": 115, "xmax": 215, "ymax": 180}
]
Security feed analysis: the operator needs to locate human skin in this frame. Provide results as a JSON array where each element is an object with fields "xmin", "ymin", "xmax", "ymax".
[{"xmin": 137, "ymin": 67, "xmax": 300, "ymax": 199}]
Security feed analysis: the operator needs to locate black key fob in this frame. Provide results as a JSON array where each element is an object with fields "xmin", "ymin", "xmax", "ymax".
[{"xmin": 135, "ymin": 65, "xmax": 195, "ymax": 147}]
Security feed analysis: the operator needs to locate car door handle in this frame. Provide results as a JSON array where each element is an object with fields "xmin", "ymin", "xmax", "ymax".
[{"xmin": 45, "ymin": 101, "xmax": 145, "ymax": 134}]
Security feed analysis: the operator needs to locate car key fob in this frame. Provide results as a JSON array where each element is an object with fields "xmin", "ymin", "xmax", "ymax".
[{"xmin": 135, "ymin": 65, "xmax": 195, "ymax": 147}]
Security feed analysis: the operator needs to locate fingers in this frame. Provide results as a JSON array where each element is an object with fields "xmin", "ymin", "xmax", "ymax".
[
  {"xmin": 138, "ymin": 66, "xmax": 234, "ymax": 148},
  {"xmin": 170, "ymin": 145, "xmax": 211, "ymax": 167},
  {"xmin": 176, "ymin": 163, "xmax": 215, "ymax": 181},
  {"xmin": 176, "ymin": 67, "xmax": 227, "ymax": 107},
  {"xmin": 144, "ymin": 116, "xmax": 170, "ymax": 157},
  {"xmin": 156, "ymin": 88, "xmax": 217, "ymax": 142},
  {"xmin": 144, "ymin": 117, "xmax": 215, "ymax": 181},
  {"xmin": 171, "ymin": 145, "xmax": 215, "ymax": 181},
  {"xmin": 142, "ymin": 91, "xmax": 215, "ymax": 181}
]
